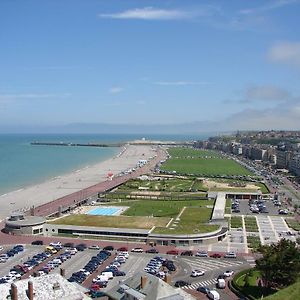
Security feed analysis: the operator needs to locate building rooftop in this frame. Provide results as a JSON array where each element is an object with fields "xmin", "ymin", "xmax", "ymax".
[
  {"xmin": 105, "ymin": 272, "xmax": 196, "ymax": 300},
  {"xmin": 0, "ymin": 273, "xmax": 90, "ymax": 300}
]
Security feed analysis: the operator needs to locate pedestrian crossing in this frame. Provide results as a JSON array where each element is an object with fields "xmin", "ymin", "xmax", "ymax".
[
  {"xmin": 183, "ymin": 278, "xmax": 218, "ymax": 290},
  {"xmin": 181, "ymin": 257, "xmax": 244, "ymax": 272},
  {"xmin": 244, "ymin": 256, "xmax": 256, "ymax": 267}
]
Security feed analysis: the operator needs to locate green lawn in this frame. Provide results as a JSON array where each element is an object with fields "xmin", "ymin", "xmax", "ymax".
[
  {"xmin": 285, "ymin": 218, "xmax": 300, "ymax": 231},
  {"xmin": 153, "ymin": 207, "xmax": 218, "ymax": 234},
  {"xmin": 264, "ymin": 280, "xmax": 300, "ymax": 300},
  {"xmin": 167, "ymin": 147, "xmax": 221, "ymax": 158},
  {"xmin": 49, "ymin": 214, "xmax": 169, "ymax": 229},
  {"xmin": 233, "ymin": 269, "xmax": 276, "ymax": 299},
  {"xmin": 112, "ymin": 199, "xmax": 214, "ymax": 218},
  {"xmin": 161, "ymin": 153, "xmax": 252, "ymax": 176},
  {"xmin": 244, "ymin": 217, "xmax": 259, "ymax": 232},
  {"xmin": 231, "ymin": 216, "xmax": 243, "ymax": 228},
  {"xmin": 247, "ymin": 235, "xmax": 261, "ymax": 250}
]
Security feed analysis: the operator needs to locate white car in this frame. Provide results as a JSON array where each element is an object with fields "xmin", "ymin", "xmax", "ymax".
[
  {"xmin": 223, "ymin": 270, "xmax": 234, "ymax": 277},
  {"xmin": 195, "ymin": 251, "xmax": 208, "ymax": 257},
  {"xmin": 131, "ymin": 248, "xmax": 144, "ymax": 253},
  {"xmin": 119, "ymin": 252, "xmax": 129, "ymax": 258},
  {"xmin": 65, "ymin": 248, "xmax": 77, "ymax": 255},
  {"xmin": 88, "ymin": 245, "xmax": 100, "ymax": 250},
  {"xmin": 191, "ymin": 270, "xmax": 205, "ymax": 277},
  {"xmin": 224, "ymin": 252, "xmax": 237, "ymax": 258}
]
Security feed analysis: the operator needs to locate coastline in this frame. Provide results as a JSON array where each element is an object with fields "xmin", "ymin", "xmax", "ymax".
[{"xmin": 0, "ymin": 144, "xmax": 157, "ymax": 220}]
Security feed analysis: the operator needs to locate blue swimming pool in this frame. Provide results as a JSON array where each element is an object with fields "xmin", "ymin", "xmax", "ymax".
[{"xmin": 87, "ymin": 207, "xmax": 121, "ymax": 216}]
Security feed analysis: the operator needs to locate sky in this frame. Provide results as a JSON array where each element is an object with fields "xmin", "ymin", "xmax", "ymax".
[{"xmin": 0, "ymin": 0, "xmax": 300, "ymax": 133}]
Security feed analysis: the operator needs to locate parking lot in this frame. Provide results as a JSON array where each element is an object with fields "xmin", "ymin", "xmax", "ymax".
[
  {"xmin": 232, "ymin": 199, "xmax": 281, "ymax": 216},
  {"xmin": 0, "ymin": 244, "xmax": 252, "ymax": 299}
]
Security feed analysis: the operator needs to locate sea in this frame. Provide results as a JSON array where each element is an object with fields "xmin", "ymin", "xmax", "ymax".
[{"xmin": 0, "ymin": 133, "xmax": 211, "ymax": 196}]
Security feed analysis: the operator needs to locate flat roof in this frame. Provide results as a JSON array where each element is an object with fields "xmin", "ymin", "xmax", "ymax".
[{"xmin": 211, "ymin": 192, "xmax": 226, "ymax": 220}]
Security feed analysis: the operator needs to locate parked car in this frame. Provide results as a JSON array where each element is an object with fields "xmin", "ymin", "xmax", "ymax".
[
  {"xmin": 31, "ymin": 240, "xmax": 43, "ymax": 245},
  {"xmin": 103, "ymin": 245, "xmax": 114, "ymax": 251},
  {"xmin": 174, "ymin": 280, "xmax": 190, "ymax": 287},
  {"xmin": 195, "ymin": 251, "xmax": 208, "ymax": 257},
  {"xmin": 166, "ymin": 250, "xmax": 179, "ymax": 255},
  {"xmin": 181, "ymin": 250, "xmax": 193, "ymax": 256},
  {"xmin": 191, "ymin": 270, "xmax": 205, "ymax": 277},
  {"xmin": 117, "ymin": 247, "xmax": 128, "ymax": 252},
  {"xmin": 131, "ymin": 248, "xmax": 144, "ymax": 253},
  {"xmin": 197, "ymin": 286, "xmax": 210, "ymax": 294},
  {"xmin": 224, "ymin": 252, "xmax": 237, "ymax": 258},
  {"xmin": 223, "ymin": 270, "xmax": 234, "ymax": 277},
  {"xmin": 210, "ymin": 253, "xmax": 222, "ymax": 258},
  {"xmin": 145, "ymin": 248, "xmax": 159, "ymax": 254},
  {"xmin": 89, "ymin": 245, "xmax": 100, "ymax": 250}
]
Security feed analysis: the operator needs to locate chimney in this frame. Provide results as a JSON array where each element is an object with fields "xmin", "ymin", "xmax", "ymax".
[
  {"xmin": 28, "ymin": 281, "xmax": 33, "ymax": 300},
  {"xmin": 140, "ymin": 276, "xmax": 147, "ymax": 289},
  {"xmin": 11, "ymin": 283, "xmax": 18, "ymax": 300},
  {"xmin": 60, "ymin": 268, "xmax": 65, "ymax": 277},
  {"xmin": 164, "ymin": 274, "xmax": 171, "ymax": 285}
]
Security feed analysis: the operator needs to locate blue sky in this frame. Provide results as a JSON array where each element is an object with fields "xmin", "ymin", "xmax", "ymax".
[{"xmin": 1, "ymin": 0, "xmax": 300, "ymax": 132}]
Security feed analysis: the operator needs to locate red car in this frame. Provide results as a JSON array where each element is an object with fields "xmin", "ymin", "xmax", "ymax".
[
  {"xmin": 117, "ymin": 247, "xmax": 128, "ymax": 252},
  {"xmin": 166, "ymin": 250, "xmax": 179, "ymax": 255},
  {"xmin": 210, "ymin": 253, "xmax": 222, "ymax": 258}
]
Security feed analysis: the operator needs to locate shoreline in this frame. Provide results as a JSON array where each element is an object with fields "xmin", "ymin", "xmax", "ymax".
[
  {"xmin": 0, "ymin": 146, "xmax": 121, "ymax": 197},
  {"xmin": 0, "ymin": 144, "xmax": 157, "ymax": 220}
]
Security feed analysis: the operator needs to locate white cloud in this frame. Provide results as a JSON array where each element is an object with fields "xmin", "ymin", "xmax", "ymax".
[
  {"xmin": 154, "ymin": 81, "xmax": 211, "ymax": 86},
  {"xmin": 244, "ymin": 85, "xmax": 290, "ymax": 102},
  {"xmin": 109, "ymin": 87, "xmax": 123, "ymax": 94},
  {"xmin": 98, "ymin": 7, "xmax": 192, "ymax": 20},
  {"xmin": 268, "ymin": 41, "xmax": 300, "ymax": 66}
]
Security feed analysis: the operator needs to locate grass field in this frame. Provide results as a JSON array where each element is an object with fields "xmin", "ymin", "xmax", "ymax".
[
  {"xmin": 49, "ymin": 214, "xmax": 169, "ymax": 229},
  {"xmin": 153, "ymin": 207, "xmax": 218, "ymax": 234},
  {"xmin": 231, "ymin": 216, "xmax": 243, "ymax": 228},
  {"xmin": 120, "ymin": 178, "xmax": 195, "ymax": 192},
  {"xmin": 285, "ymin": 218, "xmax": 300, "ymax": 231},
  {"xmin": 112, "ymin": 199, "xmax": 214, "ymax": 218},
  {"xmin": 167, "ymin": 148, "xmax": 221, "ymax": 158},
  {"xmin": 233, "ymin": 269, "xmax": 276, "ymax": 299},
  {"xmin": 244, "ymin": 217, "xmax": 259, "ymax": 232},
  {"xmin": 264, "ymin": 280, "xmax": 300, "ymax": 300},
  {"xmin": 161, "ymin": 148, "xmax": 252, "ymax": 176},
  {"xmin": 247, "ymin": 235, "xmax": 261, "ymax": 250}
]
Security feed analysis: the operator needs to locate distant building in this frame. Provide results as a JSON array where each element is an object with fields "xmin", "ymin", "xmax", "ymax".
[
  {"xmin": 290, "ymin": 154, "xmax": 300, "ymax": 176},
  {"xmin": 105, "ymin": 272, "xmax": 196, "ymax": 300},
  {"xmin": 276, "ymin": 147, "xmax": 292, "ymax": 169}
]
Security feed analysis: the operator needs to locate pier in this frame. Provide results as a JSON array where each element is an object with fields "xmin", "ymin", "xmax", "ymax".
[{"xmin": 30, "ymin": 142, "xmax": 123, "ymax": 147}]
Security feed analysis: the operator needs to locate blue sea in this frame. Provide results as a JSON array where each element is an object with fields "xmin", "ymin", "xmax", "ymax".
[{"xmin": 0, "ymin": 133, "xmax": 210, "ymax": 196}]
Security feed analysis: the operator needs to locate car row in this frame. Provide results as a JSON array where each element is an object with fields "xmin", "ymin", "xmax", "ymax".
[
  {"xmin": 0, "ymin": 244, "xmax": 24, "ymax": 263},
  {"xmin": 68, "ymin": 249, "xmax": 111, "ymax": 284}
]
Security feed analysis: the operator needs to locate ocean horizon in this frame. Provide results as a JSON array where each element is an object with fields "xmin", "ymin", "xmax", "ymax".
[{"xmin": 0, "ymin": 133, "xmax": 210, "ymax": 196}]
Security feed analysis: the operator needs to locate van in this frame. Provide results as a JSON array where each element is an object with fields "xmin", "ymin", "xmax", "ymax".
[
  {"xmin": 208, "ymin": 290, "xmax": 220, "ymax": 300},
  {"xmin": 217, "ymin": 278, "xmax": 226, "ymax": 289},
  {"xmin": 101, "ymin": 271, "xmax": 113, "ymax": 279}
]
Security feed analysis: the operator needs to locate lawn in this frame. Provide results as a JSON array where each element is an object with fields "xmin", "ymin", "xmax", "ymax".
[
  {"xmin": 112, "ymin": 199, "xmax": 214, "ymax": 218},
  {"xmin": 244, "ymin": 217, "xmax": 259, "ymax": 232},
  {"xmin": 285, "ymin": 218, "xmax": 300, "ymax": 231},
  {"xmin": 167, "ymin": 147, "xmax": 221, "ymax": 158},
  {"xmin": 233, "ymin": 269, "xmax": 276, "ymax": 299},
  {"xmin": 49, "ymin": 214, "xmax": 169, "ymax": 229},
  {"xmin": 231, "ymin": 216, "xmax": 243, "ymax": 228},
  {"xmin": 247, "ymin": 235, "xmax": 261, "ymax": 250},
  {"xmin": 153, "ymin": 207, "xmax": 218, "ymax": 234},
  {"xmin": 161, "ymin": 155, "xmax": 252, "ymax": 176},
  {"xmin": 264, "ymin": 280, "xmax": 300, "ymax": 300}
]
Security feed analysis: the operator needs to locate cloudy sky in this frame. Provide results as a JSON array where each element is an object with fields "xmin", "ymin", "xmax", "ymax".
[{"xmin": 0, "ymin": 0, "xmax": 300, "ymax": 133}]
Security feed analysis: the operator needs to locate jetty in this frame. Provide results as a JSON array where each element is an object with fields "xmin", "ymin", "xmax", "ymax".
[{"xmin": 30, "ymin": 142, "xmax": 123, "ymax": 147}]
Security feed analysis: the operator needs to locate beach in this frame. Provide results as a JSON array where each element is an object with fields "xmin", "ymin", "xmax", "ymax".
[{"xmin": 0, "ymin": 144, "xmax": 158, "ymax": 220}]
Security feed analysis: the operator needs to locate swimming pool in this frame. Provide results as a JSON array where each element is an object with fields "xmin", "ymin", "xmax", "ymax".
[{"xmin": 87, "ymin": 207, "xmax": 121, "ymax": 216}]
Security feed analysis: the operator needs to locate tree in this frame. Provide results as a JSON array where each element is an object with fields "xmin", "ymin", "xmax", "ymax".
[{"xmin": 256, "ymin": 239, "xmax": 300, "ymax": 288}]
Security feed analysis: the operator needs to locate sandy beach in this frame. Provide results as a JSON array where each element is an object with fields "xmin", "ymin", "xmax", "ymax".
[{"xmin": 0, "ymin": 144, "xmax": 158, "ymax": 220}]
